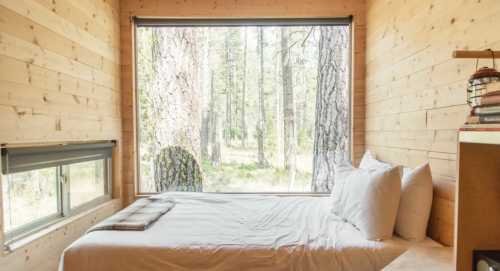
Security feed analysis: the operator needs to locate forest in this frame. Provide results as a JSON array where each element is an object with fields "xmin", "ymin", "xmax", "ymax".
[{"xmin": 136, "ymin": 24, "xmax": 350, "ymax": 193}]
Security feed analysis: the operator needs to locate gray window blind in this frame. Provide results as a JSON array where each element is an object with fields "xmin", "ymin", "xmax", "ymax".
[
  {"xmin": 134, "ymin": 17, "xmax": 353, "ymax": 27},
  {"xmin": 1, "ymin": 142, "xmax": 114, "ymax": 174}
]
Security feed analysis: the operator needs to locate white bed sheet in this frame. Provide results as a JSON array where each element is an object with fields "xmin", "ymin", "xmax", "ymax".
[{"xmin": 59, "ymin": 193, "xmax": 436, "ymax": 271}]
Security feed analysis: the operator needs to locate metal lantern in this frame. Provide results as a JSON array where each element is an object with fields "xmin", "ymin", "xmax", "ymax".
[{"xmin": 467, "ymin": 51, "xmax": 500, "ymax": 107}]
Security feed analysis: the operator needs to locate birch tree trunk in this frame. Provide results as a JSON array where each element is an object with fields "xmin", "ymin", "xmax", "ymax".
[
  {"xmin": 311, "ymin": 27, "xmax": 350, "ymax": 192},
  {"xmin": 281, "ymin": 28, "xmax": 297, "ymax": 187}
]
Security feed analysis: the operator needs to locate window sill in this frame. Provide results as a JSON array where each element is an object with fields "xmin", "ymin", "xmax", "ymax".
[
  {"xmin": 135, "ymin": 192, "xmax": 330, "ymax": 199},
  {"xmin": 3, "ymin": 198, "xmax": 120, "ymax": 254}
]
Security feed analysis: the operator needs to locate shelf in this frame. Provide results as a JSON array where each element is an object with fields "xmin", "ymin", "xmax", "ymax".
[
  {"xmin": 459, "ymin": 130, "xmax": 500, "ymax": 144},
  {"xmin": 461, "ymin": 123, "xmax": 500, "ymax": 130},
  {"xmin": 453, "ymin": 50, "xmax": 500, "ymax": 59}
]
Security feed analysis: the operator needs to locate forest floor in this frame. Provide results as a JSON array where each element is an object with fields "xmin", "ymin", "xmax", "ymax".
[{"xmin": 201, "ymin": 147, "xmax": 313, "ymax": 192}]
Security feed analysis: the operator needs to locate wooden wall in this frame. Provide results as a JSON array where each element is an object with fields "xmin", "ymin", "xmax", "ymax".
[
  {"xmin": 365, "ymin": 0, "xmax": 500, "ymax": 246},
  {"xmin": 0, "ymin": 0, "xmax": 122, "ymax": 270},
  {"xmin": 120, "ymin": 0, "xmax": 367, "ymax": 204}
]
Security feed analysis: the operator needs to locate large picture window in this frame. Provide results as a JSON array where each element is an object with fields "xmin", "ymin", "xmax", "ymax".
[
  {"xmin": 1, "ymin": 142, "xmax": 113, "ymax": 244},
  {"xmin": 135, "ymin": 19, "xmax": 351, "ymax": 194}
]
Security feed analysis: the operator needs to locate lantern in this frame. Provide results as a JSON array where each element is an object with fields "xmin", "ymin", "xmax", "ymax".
[{"xmin": 467, "ymin": 51, "xmax": 500, "ymax": 107}]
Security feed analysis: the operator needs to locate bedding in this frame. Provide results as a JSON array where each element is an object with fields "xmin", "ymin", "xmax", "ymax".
[
  {"xmin": 395, "ymin": 163, "xmax": 433, "ymax": 242},
  {"xmin": 359, "ymin": 151, "xmax": 392, "ymax": 171},
  {"xmin": 60, "ymin": 193, "xmax": 426, "ymax": 271},
  {"xmin": 359, "ymin": 149, "xmax": 434, "ymax": 242},
  {"xmin": 87, "ymin": 197, "xmax": 175, "ymax": 233},
  {"xmin": 333, "ymin": 163, "xmax": 401, "ymax": 241}
]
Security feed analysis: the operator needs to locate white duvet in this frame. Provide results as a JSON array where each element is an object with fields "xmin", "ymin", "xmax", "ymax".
[{"xmin": 60, "ymin": 193, "xmax": 418, "ymax": 271}]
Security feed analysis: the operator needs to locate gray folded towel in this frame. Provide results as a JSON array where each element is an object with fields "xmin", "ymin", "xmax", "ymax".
[{"xmin": 87, "ymin": 197, "xmax": 175, "ymax": 233}]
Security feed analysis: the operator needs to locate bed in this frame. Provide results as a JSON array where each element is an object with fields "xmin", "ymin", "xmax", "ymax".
[{"xmin": 59, "ymin": 193, "xmax": 440, "ymax": 271}]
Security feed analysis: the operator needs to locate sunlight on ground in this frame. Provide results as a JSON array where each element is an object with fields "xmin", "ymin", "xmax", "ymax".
[{"xmin": 202, "ymin": 147, "xmax": 313, "ymax": 192}]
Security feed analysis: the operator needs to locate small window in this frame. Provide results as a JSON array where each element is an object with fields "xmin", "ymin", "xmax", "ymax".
[
  {"xmin": 68, "ymin": 160, "xmax": 107, "ymax": 209},
  {"xmin": 1, "ymin": 142, "xmax": 113, "ymax": 245},
  {"xmin": 2, "ymin": 167, "xmax": 59, "ymax": 233}
]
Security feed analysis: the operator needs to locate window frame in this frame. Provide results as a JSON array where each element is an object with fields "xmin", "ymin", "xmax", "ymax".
[
  {"xmin": 1, "ymin": 143, "xmax": 113, "ymax": 245},
  {"xmin": 133, "ymin": 17, "xmax": 353, "ymax": 195}
]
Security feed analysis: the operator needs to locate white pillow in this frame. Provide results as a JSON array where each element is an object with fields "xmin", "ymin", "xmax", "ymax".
[
  {"xmin": 395, "ymin": 163, "xmax": 433, "ymax": 242},
  {"xmin": 359, "ymin": 150, "xmax": 393, "ymax": 170},
  {"xmin": 332, "ymin": 163, "xmax": 402, "ymax": 240}
]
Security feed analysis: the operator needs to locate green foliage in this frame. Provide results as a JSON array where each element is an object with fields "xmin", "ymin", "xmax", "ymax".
[{"xmin": 201, "ymin": 153, "xmax": 312, "ymax": 192}]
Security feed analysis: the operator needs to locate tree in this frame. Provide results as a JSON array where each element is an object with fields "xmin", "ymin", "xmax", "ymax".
[
  {"xmin": 200, "ymin": 111, "xmax": 210, "ymax": 159},
  {"xmin": 256, "ymin": 27, "xmax": 269, "ymax": 167},
  {"xmin": 274, "ymin": 30, "xmax": 284, "ymax": 169},
  {"xmin": 209, "ymin": 71, "xmax": 221, "ymax": 167},
  {"xmin": 311, "ymin": 27, "xmax": 350, "ymax": 192},
  {"xmin": 224, "ymin": 30, "xmax": 234, "ymax": 146},
  {"xmin": 280, "ymin": 28, "xmax": 297, "ymax": 187},
  {"xmin": 154, "ymin": 146, "xmax": 203, "ymax": 192},
  {"xmin": 200, "ymin": 30, "xmax": 211, "ymax": 160},
  {"xmin": 137, "ymin": 27, "xmax": 202, "ymax": 192},
  {"xmin": 240, "ymin": 28, "xmax": 248, "ymax": 148}
]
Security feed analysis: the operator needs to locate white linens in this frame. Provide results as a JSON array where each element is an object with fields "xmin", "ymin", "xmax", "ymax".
[
  {"xmin": 60, "ymin": 193, "xmax": 413, "ymax": 271},
  {"xmin": 395, "ymin": 163, "xmax": 433, "ymax": 242},
  {"xmin": 333, "ymin": 164, "xmax": 402, "ymax": 241}
]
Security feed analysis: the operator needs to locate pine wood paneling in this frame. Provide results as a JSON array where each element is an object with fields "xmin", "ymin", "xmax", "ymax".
[
  {"xmin": 120, "ymin": 0, "xmax": 367, "ymax": 204},
  {"xmin": 0, "ymin": 0, "xmax": 122, "ymax": 270},
  {"xmin": 366, "ymin": 0, "xmax": 500, "ymax": 246}
]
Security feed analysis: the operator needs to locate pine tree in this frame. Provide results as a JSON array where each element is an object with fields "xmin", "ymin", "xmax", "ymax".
[
  {"xmin": 240, "ymin": 28, "xmax": 248, "ymax": 148},
  {"xmin": 280, "ymin": 27, "xmax": 297, "ymax": 188},
  {"xmin": 257, "ymin": 27, "xmax": 268, "ymax": 166},
  {"xmin": 312, "ymin": 27, "xmax": 350, "ymax": 192}
]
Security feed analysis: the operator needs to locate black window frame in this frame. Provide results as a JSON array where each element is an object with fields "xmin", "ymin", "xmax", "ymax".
[{"xmin": 133, "ymin": 17, "xmax": 353, "ymax": 195}]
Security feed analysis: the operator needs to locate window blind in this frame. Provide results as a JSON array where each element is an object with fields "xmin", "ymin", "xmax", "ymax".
[
  {"xmin": 134, "ymin": 17, "xmax": 353, "ymax": 27},
  {"xmin": 1, "ymin": 142, "xmax": 114, "ymax": 174}
]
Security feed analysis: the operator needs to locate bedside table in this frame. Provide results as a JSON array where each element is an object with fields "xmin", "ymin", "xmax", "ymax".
[{"xmin": 383, "ymin": 245, "xmax": 454, "ymax": 271}]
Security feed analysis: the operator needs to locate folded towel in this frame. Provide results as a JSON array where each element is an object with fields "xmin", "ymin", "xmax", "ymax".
[{"xmin": 87, "ymin": 197, "xmax": 175, "ymax": 233}]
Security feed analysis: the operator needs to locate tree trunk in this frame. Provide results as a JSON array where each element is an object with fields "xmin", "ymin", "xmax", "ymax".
[
  {"xmin": 240, "ymin": 29, "xmax": 248, "ymax": 148},
  {"xmin": 274, "ymin": 30, "xmax": 284, "ymax": 168},
  {"xmin": 311, "ymin": 27, "xmax": 350, "ymax": 192},
  {"xmin": 200, "ymin": 111, "xmax": 209, "ymax": 159},
  {"xmin": 209, "ymin": 71, "xmax": 221, "ymax": 167},
  {"xmin": 224, "ymin": 30, "xmax": 234, "ymax": 146},
  {"xmin": 154, "ymin": 146, "xmax": 203, "ymax": 192},
  {"xmin": 281, "ymin": 28, "xmax": 296, "ymax": 188},
  {"xmin": 200, "ymin": 29, "xmax": 211, "ymax": 160},
  {"xmin": 257, "ymin": 27, "xmax": 268, "ymax": 167},
  {"xmin": 146, "ymin": 28, "xmax": 201, "ymax": 192}
]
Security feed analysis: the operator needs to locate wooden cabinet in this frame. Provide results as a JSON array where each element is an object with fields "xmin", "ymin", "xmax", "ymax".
[{"xmin": 455, "ymin": 130, "xmax": 500, "ymax": 271}]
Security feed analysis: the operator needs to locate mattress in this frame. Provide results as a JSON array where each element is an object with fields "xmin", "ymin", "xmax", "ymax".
[{"xmin": 59, "ymin": 193, "xmax": 437, "ymax": 271}]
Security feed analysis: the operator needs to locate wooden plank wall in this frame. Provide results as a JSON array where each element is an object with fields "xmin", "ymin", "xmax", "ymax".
[
  {"xmin": 365, "ymin": 0, "xmax": 500, "ymax": 246},
  {"xmin": 120, "ymin": 0, "xmax": 367, "ymax": 205},
  {"xmin": 0, "ymin": 0, "xmax": 122, "ymax": 270}
]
